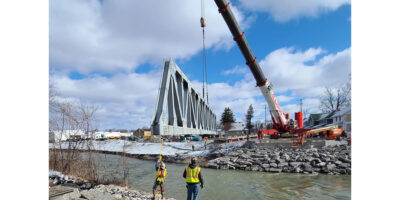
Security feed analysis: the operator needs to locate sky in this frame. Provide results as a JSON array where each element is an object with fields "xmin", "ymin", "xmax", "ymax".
[{"xmin": 49, "ymin": 0, "xmax": 351, "ymax": 130}]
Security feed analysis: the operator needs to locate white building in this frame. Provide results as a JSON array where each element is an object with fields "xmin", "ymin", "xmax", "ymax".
[
  {"xmin": 225, "ymin": 122, "xmax": 246, "ymax": 136},
  {"xmin": 49, "ymin": 130, "xmax": 86, "ymax": 142},
  {"xmin": 93, "ymin": 131, "xmax": 132, "ymax": 140},
  {"xmin": 331, "ymin": 106, "xmax": 351, "ymax": 137}
]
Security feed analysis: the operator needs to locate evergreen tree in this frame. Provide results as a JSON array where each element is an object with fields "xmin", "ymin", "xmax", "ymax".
[
  {"xmin": 246, "ymin": 104, "xmax": 254, "ymax": 140},
  {"xmin": 220, "ymin": 107, "xmax": 235, "ymax": 130}
]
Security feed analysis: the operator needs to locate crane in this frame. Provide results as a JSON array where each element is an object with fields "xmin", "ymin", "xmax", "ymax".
[{"xmin": 214, "ymin": 0, "xmax": 307, "ymax": 136}]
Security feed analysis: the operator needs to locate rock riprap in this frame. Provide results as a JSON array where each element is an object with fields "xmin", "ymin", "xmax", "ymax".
[
  {"xmin": 49, "ymin": 172, "xmax": 176, "ymax": 200},
  {"xmin": 205, "ymin": 144, "xmax": 351, "ymax": 175}
]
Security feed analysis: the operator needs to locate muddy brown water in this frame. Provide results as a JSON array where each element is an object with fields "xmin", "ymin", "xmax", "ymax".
[{"xmin": 85, "ymin": 153, "xmax": 350, "ymax": 200}]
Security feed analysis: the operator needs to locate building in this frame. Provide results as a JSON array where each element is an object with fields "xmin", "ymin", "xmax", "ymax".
[
  {"xmin": 304, "ymin": 106, "xmax": 351, "ymax": 136},
  {"xmin": 49, "ymin": 130, "xmax": 86, "ymax": 142},
  {"xmin": 304, "ymin": 112, "xmax": 336, "ymax": 128},
  {"xmin": 133, "ymin": 129, "xmax": 151, "ymax": 138},
  {"xmin": 330, "ymin": 106, "xmax": 351, "ymax": 136},
  {"xmin": 225, "ymin": 122, "xmax": 246, "ymax": 136}
]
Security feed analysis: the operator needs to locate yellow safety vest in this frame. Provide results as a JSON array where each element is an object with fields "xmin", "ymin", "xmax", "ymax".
[
  {"xmin": 185, "ymin": 166, "xmax": 200, "ymax": 183},
  {"xmin": 156, "ymin": 169, "xmax": 167, "ymax": 182}
]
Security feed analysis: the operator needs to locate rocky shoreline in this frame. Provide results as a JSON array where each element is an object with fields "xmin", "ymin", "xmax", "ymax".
[
  {"xmin": 49, "ymin": 171, "xmax": 176, "ymax": 200},
  {"xmin": 204, "ymin": 142, "xmax": 351, "ymax": 175},
  {"xmin": 50, "ymin": 140, "xmax": 351, "ymax": 176}
]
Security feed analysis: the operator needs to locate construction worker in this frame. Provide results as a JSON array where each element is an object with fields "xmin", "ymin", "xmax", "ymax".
[
  {"xmin": 153, "ymin": 162, "xmax": 167, "ymax": 200},
  {"xmin": 183, "ymin": 157, "xmax": 204, "ymax": 200},
  {"xmin": 155, "ymin": 156, "xmax": 163, "ymax": 171}
]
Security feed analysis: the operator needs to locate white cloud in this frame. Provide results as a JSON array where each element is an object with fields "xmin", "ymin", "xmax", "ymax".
[
  {"xmin": 259, "ymin": 47, "xmax": 351, "ymax": 96},
  {"xmin": 276, "ymin": 95, "xmax": 294, "ymax": 103},
  {"xmin": 208, "ymin": 47, "xmax": 350, "ymax": 122},
  {"xmin": 302, "ymin": 98, "xmax": 321, "ymax": 114},
  {"xmin": 50, "ymin": 0, "xmax": 247, "ymax": 73},
  {"xmin": 238, "ymin": 0, "xmax": 350, "ymax": 22},
  {"xmin": 51, "ymin": 47, "xmax": 349, "ymax": 129},
  {"xmin": 49, "ymin": 1, "xmax": 351, "ymax": 129},
  {"xmin": 222, "ymin": 66, "xmax": 248, "ymax": 75},
  {"xmin": 51, "ymin": 71, "xmax": 161, "ymax": 130}
]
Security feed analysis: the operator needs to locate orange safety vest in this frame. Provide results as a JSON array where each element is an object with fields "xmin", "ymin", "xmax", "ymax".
[
  {"xmin": 185, "ymin": 166, "xmax": 200, "ymax": 183},
  {"xmin": 156, "ymin": 168, "xmax": 167, "ymax": 182}
]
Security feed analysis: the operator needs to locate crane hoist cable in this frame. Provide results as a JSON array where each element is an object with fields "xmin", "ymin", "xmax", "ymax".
[
  {"xmin": 159, "ymin": 138, "xmax": 164, "ymax": 161},
  {"xmin": 200, "ymin": 0, "xmax": 208, "ymax": 104},
  {"xmin": 155, "ymin": 138, "xmax": 164, "ymax": 178}
]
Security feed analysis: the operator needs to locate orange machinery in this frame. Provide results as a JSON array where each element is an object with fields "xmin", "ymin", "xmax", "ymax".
[{"xmin": 306, "ymin": 125, "xmax": 344, "ymax": 140}]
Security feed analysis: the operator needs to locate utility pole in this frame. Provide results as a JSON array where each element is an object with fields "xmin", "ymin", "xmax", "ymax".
[
  {"xmin": 264, "ymin": 104, "xmax": 267, "ymax": 128},
  {"xmin": 299, "ymin": 98, "xmax": 303, "ymax": 112}
]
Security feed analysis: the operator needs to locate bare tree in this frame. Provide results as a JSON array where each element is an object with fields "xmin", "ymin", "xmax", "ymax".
[
  {"xmin": 254, "ymin": 119, "xmax": 263, "ymax": 131},
  {"xmin": 49, "ymin": 83, "xmax": 100, "ymax": 183},
  {"xmin": 319, "ymin": 77, "xmax": 351, "ymax": 113},
  {"xmin": 121, "ymin": 139, "xmax": 130, "ymax": 187}
]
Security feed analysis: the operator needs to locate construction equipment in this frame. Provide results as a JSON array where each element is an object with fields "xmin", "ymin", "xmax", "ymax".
[
  {"xmin": 214, "ymin": 0, "xmax": 310, "ymax": 145},
  {"xmin": 324, "ymin": 128, "xmax": 344, "ymax": 140},
  {"xmin": 306, "ymin": 125, "xmax": 344, "ymax": 140}
]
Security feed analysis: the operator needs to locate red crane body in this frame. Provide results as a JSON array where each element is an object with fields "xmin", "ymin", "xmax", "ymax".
[{"xmin": 214, "ymin": 0, "xmax": 310, "ymax": 143}]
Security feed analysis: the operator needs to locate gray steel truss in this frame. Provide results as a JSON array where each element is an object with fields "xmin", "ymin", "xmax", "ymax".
[{"xmin": 151, "ymin": 59, "xmax": 217, "ymax": 136}]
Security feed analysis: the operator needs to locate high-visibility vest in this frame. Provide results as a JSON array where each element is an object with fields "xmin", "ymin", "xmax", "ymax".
[
  {"xmin": 156, "ymin": 169, "xmax": 167, "ymax": 182},
  {"xmin": 185, "ymin": 166, "xmax": 200, "ymax": 183}
]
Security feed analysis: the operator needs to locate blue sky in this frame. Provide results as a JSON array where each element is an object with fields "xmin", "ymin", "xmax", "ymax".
[{"xmin": 50, "ymin": 0, "xmax": 351, "ymax": 130}]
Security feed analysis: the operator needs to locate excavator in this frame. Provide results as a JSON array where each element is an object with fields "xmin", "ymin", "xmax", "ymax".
[{"xmin": 213, "ymin": 0, "xmax": 313, "ymax": 146}]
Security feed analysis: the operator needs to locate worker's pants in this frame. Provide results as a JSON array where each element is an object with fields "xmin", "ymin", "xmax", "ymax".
[{"xmin": 186, "ymin": 183, "xmax": 200, "ymax": 200}]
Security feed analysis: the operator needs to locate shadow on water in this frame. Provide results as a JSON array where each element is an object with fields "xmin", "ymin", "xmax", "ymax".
[{"xmin": 83, "ymin": 152, "xmax": 351, "ymax": 200}]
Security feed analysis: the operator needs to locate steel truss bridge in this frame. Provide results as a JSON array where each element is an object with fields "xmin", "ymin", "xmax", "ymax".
[{"xmin": 151, "ymin": 59, "xmax": 217, "ymax": 136}]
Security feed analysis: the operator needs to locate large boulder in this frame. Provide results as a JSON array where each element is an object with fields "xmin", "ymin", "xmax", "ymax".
[
  {"xmin": 339, "ymin": 156, "xmax": 351, "ymax": 163},
  {"xmin": 303, "ymin": 163, "xmax": 314, "ymax": 173},
  {"xmin": 230, "ymin": 157, "xmax": 239, "ymax": 162},
  {"xmin": 316, "ymin": 162, "xmax": 326, "ymax": 167},
  {"xmin": 289, "ymin": 162, "xmax": 302, "ymax": 168},
  {"xmin": 281, "ymin": 153, "xmax": 290, "ymax": 161},
  {"xmin": 228, "ymin": 165, "xmax": 236, "ymax": 170},
  {"xmin": 282, "ymin": 166, "xmax": 293, "ymax": 173},
  {"xmin": 207, "ymin": 163, "xmax": 219, "ymax": 169},
  {"xmin": 238, "ymin": 160, "xmax": 253, "ymax": 166},
  {"xmin": 242, "ymin": 141, "xmax": 257, "ymax": 149},
  {"xmin": 261, "ymin": 164, "xmax": 270, "ymax": 170},
  {"xmin": 338, "ymin": 163, "xmax": 351, "ymax": 169},
  {"xmin": 304, "ymin": 157, "xmax": 313, "ymax": 162},
  {"xmin": 278, "ymin": 162, "xmax": 288, "ymax": 168},
  {"xmin": 219, "ymin": 165, "xmax": 228, "ymax": 170},
  {"xmin": 80, "ymin": 188, "xmax": 114, "ymax": 200},
  {"xmin": 251, "ymin": 166, "xmax": 260, "ymax": 171},
  {"xmin": 270, "ymin": 163, "xmax": 278, "ymax": 168}
]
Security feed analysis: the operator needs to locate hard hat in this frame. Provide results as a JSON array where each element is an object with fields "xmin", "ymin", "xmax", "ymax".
[
  {"xmin": 160, "ymin": 162, "xmax": 165, "ymax": 169},
  {"xmin": 191, "ymin": 157, "xmax": 197, "ymax": 164}
]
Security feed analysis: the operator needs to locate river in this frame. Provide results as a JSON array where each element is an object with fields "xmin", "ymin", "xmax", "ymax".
[{"xmin": 88, "ymin": 153, "xmax": 350, "ymax": 200}]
